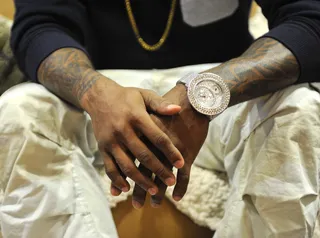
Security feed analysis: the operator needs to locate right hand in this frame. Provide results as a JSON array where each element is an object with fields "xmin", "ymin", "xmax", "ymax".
[{"xmin": 80, "ymin": 73, "xmax": 184, "ymax": 195}]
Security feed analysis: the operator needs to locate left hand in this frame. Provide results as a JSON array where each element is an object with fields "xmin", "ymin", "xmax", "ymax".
[{"xmin": 110, "ymin": 84, "xmax": 210, "ymax": 208}]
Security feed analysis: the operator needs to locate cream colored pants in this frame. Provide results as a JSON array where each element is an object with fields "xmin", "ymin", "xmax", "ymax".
[{"xmin": 0, "ymin": 63, "xmax": 320, "ymax": 238}]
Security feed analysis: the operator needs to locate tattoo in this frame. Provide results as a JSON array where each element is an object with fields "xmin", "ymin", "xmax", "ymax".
[
  {"xmin": 38, "ymin": 48, "xmax": 102, "ymax": 108},
  {"xmin": 206, "ymin": 37, "xmax": 299, "ymax": 106}
]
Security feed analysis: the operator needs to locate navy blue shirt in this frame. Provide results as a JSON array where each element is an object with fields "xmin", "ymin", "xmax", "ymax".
[{"xmin": 10, "ymin": 0, "xmax": 320, "ymax": 84}]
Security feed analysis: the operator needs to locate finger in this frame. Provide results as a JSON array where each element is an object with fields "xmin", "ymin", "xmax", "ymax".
[
  {"xmin": 102, "ymin": 151, "xmax": 130, "ymax": 192},
  {"xmin": 151, "ymin": 156, "xmax": 173, "ymax": 208},
  {"xmin": 134, "ymin": 114, "xmax": 184, "ymax": 169},
  {"xmin": 132, "ymin": 164, "xmax": 152, "ymax": 209},
  {"xmin": 110, "ymin": 158, "xmax": 124, "ymax": 196},
  {"xmin": 124, "ymin": 134, "xmax": 176, "ymax": 187},
  {"xmin": 151, "ymin": 176, "xmax": 169, "ymax": 208},
  {"xmin": 140, "ymin": 89, "xmax": 181, "ymax": 115},
  {"xmin": 110, "ymin": 143, "xmax": 158, "ymax": 195},
  {"xmin": 110, "ymin": 147, "xmax": 136, "ymax": 196},
  {"xmin": 172, "ymin": 166, "xmax": 191, "ymax": 201},
  {"xmin": 111, "ymin": 185, "xmax": 122, "ymax": 196}
]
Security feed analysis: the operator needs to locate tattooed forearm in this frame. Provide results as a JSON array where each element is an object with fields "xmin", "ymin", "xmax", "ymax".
[
  {"xmin": 205, "ymin": 37, "xmax": 299, "ymax": 106},
  {"xmin": 38, "ymin": 48, "xmax": 103, "ymax": 108}
]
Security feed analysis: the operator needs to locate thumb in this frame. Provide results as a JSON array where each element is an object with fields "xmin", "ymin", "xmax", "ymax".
[{"xmin": 141, "ymin": 89, "xmax": 181, "ymax": 115}]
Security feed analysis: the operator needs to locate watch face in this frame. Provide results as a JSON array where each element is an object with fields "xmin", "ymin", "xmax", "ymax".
[{"xmin": 188, "ymin": 73, "xmax": 230, "ymax": 116}]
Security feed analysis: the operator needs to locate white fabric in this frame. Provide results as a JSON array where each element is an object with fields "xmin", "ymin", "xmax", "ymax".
[
  {"xmin": 197, "ymin": 84, "xmax": 320, "ymax": 238},
  {"xmin": 0, "ymin": 84, "xmax": 118, "ymax": 238},
  {"xmin": 0, "ymin": 63, "xmax": 320, "ymax": 238}
]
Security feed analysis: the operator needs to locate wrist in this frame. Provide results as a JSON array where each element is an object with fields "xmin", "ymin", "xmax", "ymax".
[
  {"xmin": 78, "ymin": 70, "xmax": 118, "ymax": 112},
  {"xmin": 170, "ymin": 84, "xmax": 210, "ymax": 123},
  {"xmin": 168, "ymin": 84, "xmax": 190, "ymax": 109}
]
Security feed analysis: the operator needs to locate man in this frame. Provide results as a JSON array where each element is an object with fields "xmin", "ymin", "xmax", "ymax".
[{"xmin": 0, "ymin": 0, "xmax": 320, "ymax": 237}]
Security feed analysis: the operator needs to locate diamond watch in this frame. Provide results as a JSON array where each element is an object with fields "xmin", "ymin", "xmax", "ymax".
[{"xmin": 176, "ymin": 72, "xmax": 230, "ymax": 121}]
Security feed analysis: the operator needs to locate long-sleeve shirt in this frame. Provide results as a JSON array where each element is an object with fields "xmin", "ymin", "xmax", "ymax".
[{"xmin": 10, "ymin": 0, "xmax": 320, "ymax": 84}]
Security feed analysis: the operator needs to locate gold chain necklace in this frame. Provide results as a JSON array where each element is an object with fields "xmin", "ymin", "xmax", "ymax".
[{"xmin": 125, "ymin": 0, "xmax": 177, "ymax": 51}]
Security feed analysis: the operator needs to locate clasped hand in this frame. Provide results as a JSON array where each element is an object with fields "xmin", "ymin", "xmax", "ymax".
[{"xmin": 82, "ymin": 77, "xmax": 209, "ymax": 207}]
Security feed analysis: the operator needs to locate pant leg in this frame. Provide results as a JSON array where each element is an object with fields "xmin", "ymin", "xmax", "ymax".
[
  {"xmin": 201, "ymin": 83, "xmax": 320, "ymax": 238},
  {"xmin": 0, "ymin": 83, "xmax": 118, "ymax": 238}
]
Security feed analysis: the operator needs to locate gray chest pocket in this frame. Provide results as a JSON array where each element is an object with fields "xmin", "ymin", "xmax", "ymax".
[{"xmin": 180, "ymin": 0, "xmax": 239, "ymax": 27}]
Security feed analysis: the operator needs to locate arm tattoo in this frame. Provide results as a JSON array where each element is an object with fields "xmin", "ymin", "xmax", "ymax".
[
  {"xmin": 206, "ymin": 37, "xmax": 299, "ymax": 106},
  {"xmin": 38, "ymin": 48, "xmax": 102, "ymax": 108}
]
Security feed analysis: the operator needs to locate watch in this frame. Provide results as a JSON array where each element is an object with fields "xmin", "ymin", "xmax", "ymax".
[{"xmin": 176, "ymin": 72, "xmax": 230, "ymax": 121}]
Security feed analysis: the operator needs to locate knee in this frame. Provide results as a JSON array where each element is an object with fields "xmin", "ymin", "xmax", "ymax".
[
  {"xmin": 0, "ymin": 83, "xmax": 61, "ymax": 132},
  {"xmin": 275, "ymin": 84, "xmax": 320, "ymax": 125},
  {"xmin": 0, "ymin": 82, "xmax": 87, "ymax": 146},
  {"xmin": 242, "ymin": 193, "xmax": 318, "ymax": 236},
  {"xmin": 252, "ymin": 84, "xmax": 320, "ymax": 148}
]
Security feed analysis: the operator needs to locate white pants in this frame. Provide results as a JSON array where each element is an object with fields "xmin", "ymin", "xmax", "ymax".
[{"xmin": 0, "ymin": 63, "xmax": 320, "ymax": 238}]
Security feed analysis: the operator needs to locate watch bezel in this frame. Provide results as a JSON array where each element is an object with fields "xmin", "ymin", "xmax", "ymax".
[{"xmin": 187, "ymin": 73, "xmax": 230, "ymax": 116}]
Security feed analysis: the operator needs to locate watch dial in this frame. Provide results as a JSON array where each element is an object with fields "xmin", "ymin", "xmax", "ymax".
[
  {"xmin": 187, "ymin": 73, "xmax": 230, "ymax": 116},
  {"xmin": 194, "ymin": 81, "xmax": 223, "ymax": 109}
]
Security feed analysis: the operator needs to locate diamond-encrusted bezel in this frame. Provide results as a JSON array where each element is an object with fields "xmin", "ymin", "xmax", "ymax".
[{"xmin": 187, "ymin": 73, "xmax": 230, "ymax": 116}]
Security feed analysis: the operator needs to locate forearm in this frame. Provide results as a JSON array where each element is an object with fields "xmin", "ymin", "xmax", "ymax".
[
  {"xmin": 205, "ymin": 37, "xmax": 299, "ymax": 106},
  {"xmin": 37, "ymin": 48, "xmax": 103, "ymax": 108}
]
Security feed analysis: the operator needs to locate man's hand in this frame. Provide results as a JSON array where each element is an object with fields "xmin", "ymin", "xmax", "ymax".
[
  {"xmin": 115, "ymin": 84, "xmax": 210, "ymax": 208},
  {"xmin": 81, "ymin": 76, "xmax": 188, "ymax": 194},
  {"xmin": 38, "ymin": 48, "xmax": 185, "ymax": 196}
]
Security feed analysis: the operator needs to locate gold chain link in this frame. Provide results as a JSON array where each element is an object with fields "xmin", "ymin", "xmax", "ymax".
[{"xmin": 125, "ymin": 0, "xmax": 177, "ymax": 51}]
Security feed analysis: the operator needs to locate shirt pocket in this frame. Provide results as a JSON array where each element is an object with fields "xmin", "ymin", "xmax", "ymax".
[{"xmin": 180, "ymin": 0, "xmax": 239, "ymax": 27}]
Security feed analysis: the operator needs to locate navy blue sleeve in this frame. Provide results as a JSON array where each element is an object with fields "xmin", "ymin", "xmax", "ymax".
[
  {"xmin": 11, "ymin": 0, "xmax": 90, "ymax": 82},
  {"xmin": 256, "ymin": 0, "xmax": 320, "ymax": 83}
]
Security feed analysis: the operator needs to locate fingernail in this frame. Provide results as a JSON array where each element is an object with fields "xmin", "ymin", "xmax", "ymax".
[
  {"xmin": 111, "ymin": 187, "xmax": 120, "ymax": 196},
  {"xmin": 166, "ymin": 104, "xmax": 181, "ymax": 110},
  {"xmin": 122, "ymin": 187, "xmax": 129, "ymax": 192},
  {"xmin": 173, "ymin": 196, "xmax": 182, "ymax": 201},
  {"xmin": 132, "ymin": 201, "xmax": 142, "ymax": 209},
  {"xmin": 148, "ymin": 188, "xmax": 157, "ymax": 196},
  {"xmin": 174, "ymin": 159, "xmax": 184, "ymax": 169},
  {"xmin": 165, "ymin": 177, "xmax": 175, "ymax": 186},
  {"xmin": 151, "ymin": 203, "xmax": 160, "ymax": 208}
]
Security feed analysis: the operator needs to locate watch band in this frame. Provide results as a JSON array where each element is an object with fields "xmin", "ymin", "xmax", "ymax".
[{"xmin": 176, "ymin": 72, "xmax": 199, "ymax": 87}]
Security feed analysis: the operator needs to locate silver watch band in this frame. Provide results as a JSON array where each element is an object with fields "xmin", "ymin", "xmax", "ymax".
[{"xmin": 176, "ymin": 73, "xmax": 199, "ymax": 87}]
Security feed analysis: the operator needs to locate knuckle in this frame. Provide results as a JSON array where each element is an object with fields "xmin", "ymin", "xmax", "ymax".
[
  {"xmin": 159, "ymin": 100, "xmax": 169, "ymax": 108},
  {"xmin": 166, "ymin": 149, "xmax": 178, "ymax": 162},
  {"xmin": 113, "ymin": 122, "xmax": 127, "ymax": 137},
  {"xmin": 105, "ymin": 167, "xmax": 118, "ymax": 181},
  {"xmin": 127, "ymin": 89, "xmax": 142, "ymax": 102},
  {"xmin": 155, "ymin": 134, "xmax": 170, "ymax": 148},
  {"xmin": 131, "ymin": 88, "xmax": 142, "ymax": 97},
  {"xmin": 130, "ymin": 112, "xmax": 144, "ymax": 124},
  {"xmin": 179, "ymin": 173, "xmax": 190, "ymax": 183},
  {"xmin": 154, "ymin": 166, "xmax": 166, "ymax": 177},
  {"xmin": 150, "ymin": 114, "xmax": 160, "ymax": 124},
  {"xmin": 149, "ymin": 99, "xmax": 159, "ymax": 110},
  {"xmin": 142, "ymin": 89, "xmax": 155, "ymax": 96},
  {"xmin": 136, "ymin": 150, "xmax": 151, "ymax": 164},
  {"xmin": 121, "ymin": 165, "xmax": 135, "ymax": 178}
]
